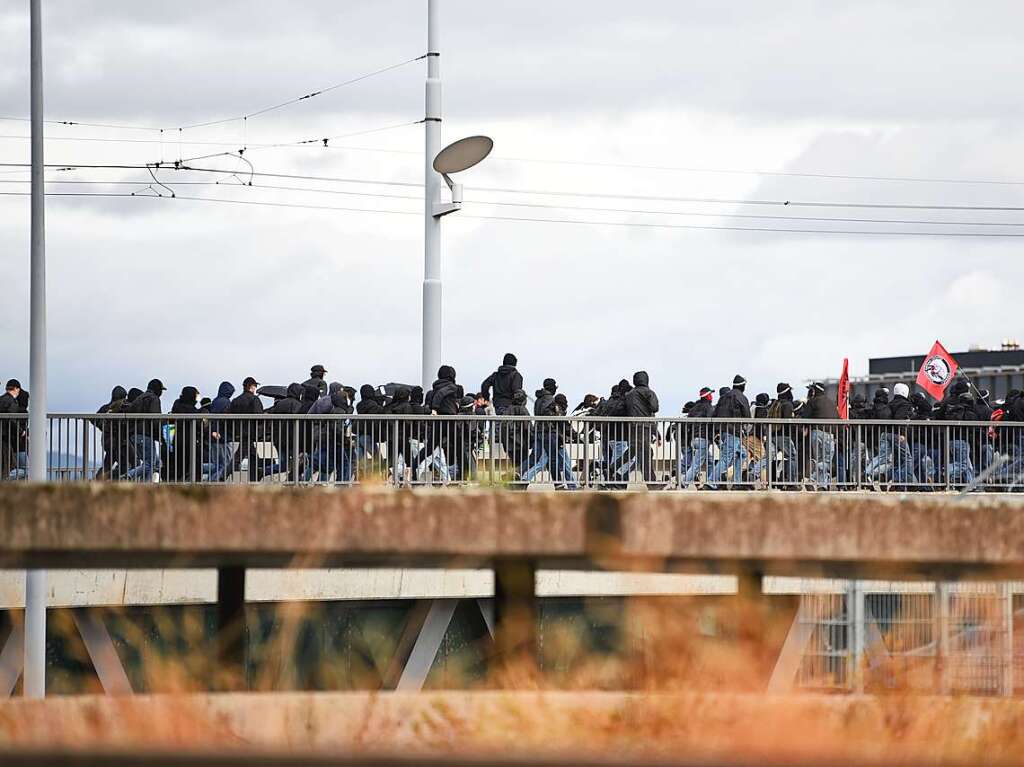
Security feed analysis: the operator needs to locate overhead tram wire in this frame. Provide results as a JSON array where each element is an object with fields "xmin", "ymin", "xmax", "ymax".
[
  {"xmin": 0, "ymin": 52, "xmax": 425, "ymax": 136},
  {"xmin": 4, "ymin": 189, "xmax": 1024, "ymax": 237},
  {"xmin": 5, "ymin": 162, "xmax": 1024, "ymax": 213},
  {"xmin": 4, "ymin": 178, "xmax": 1024, "ymax": 229}
]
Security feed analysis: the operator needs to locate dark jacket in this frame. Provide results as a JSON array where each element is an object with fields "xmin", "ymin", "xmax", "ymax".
[
  {"xmin": 480, "ymin": 365, "xmax": 523, "ymax": 414},
  {"xmin": 625, "ymin": 371, "xmax": 659, "ymax": 418},
  {"xmin": 268, "ymin": 383, "xmax": 304, "ymax": 416},
  {"xmin": 96, "ymin": 386, "xmax": 129, "ymax": 448},
  {"xmin": 869, "ymin": 393, "xmax": 892, "ymax": 421},
  {"xmin": 426, "ymin": 377, "xmax": 463, "ymax": 416},
  {"xmin": 129, "ymin": 385, "xmax": 163, "ymax": 441},
  {"xmin": 889, "ymin": 394, "xmax": 913, "ymax": 420},
  {"xmin": 802, "ymin": 392, "xmax": 840, "ymax": 420},
  {"xmin": 227, "ymin": 389, "xmax": 264, "ymax": 416},
  {"xmin": 689, "ymin": 398, "xmax": 713, "ymax": 419},
  {"xmin": 210, "ymin": 382, "xmax": 235, "ymax": 441},
  {"xmin": 714, "ymin": 387, "xmax": 751, "ymax": 419},
  {"xmin": 355, "ymin": 384, "xmax": 386, "ymax": 436}
]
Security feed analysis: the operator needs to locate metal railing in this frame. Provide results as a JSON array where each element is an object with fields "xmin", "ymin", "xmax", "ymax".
[{"xmin": 1, "ymin": 414, "xmax": 1021, "ymax": 491}]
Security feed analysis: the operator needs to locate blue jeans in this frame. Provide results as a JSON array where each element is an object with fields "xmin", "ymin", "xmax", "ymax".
[
  {"xmin": 809, "ymin": 430, "xmax": 835, "ymax": 489},
  {"xmin": 710, "ymin": 433, "xmax": 744, "ymax": 486},
  {"xmin": 866, "ymin": 434, "xmax": 893, "ymax": 479},
  {"xmin": 604, "ymin": 439, "xmax": 632, "ymax": 481},
  {"xmin": 524, "ymin": 433, "xmax": 578, "ymax": 489},
  {"xmin": 911, "ymin": 443, "xmax": 935, "ymax": 484},
  {"xmin": 683, "ymin": 437, "xmax": 710, "ymax": 486},
  {"xmin": 127, "ymin": 436, "xmax": 161, "ymax": 481},
  {"xmin": 948, "ymin": 440, "xmax": 975, "ymax": 486}
]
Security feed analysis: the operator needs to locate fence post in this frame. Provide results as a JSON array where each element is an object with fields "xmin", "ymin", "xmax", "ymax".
[
  {"xmin": 292, "ymin": 419, "xmax": 300, "ymax": 486},
  {"xmin": 489, "ymin": 418, "xmax": 496, "ymax": 486},
  {"xmin": 190, "ymin": 419, "xmax": 198, "ymax": 484},
  {"xmin": 1002, "ymin": 582, "xmax": 1014, "ymax": 697},
  {"xmin": 80, "ymin": 416, "xmax": 89, "ymax": 482},
  {"xmin": 937, "ymin": 582, "xmax": 951, "ymax": 694},
  {"xmin": 848, "ymin": 580, "xmax": 865, "ymax": 693}
]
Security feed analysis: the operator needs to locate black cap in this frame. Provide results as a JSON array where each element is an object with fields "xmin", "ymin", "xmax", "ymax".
[
  {"xmin": 243, "ymin": 376, "xmax": 259, "ymax": 388},
  {"xmin": 755, "ymin": 393, "xmax": 770, "ymax": 406},
  {"xmin": 776, "ymin": 383, "xmax": 791, "ymax": 396},
  {"xmin": 543, "ymin": 377, "xmax": 557, "ymax": 393},
  {"xmin": 807, "ymin": 382, "xmax": 825, "ymax": 394},
  {"xmin": 5, "ymin": 379, "xmax": 21, "ymax": 390},
  {"xmin": 699, "ymin": 386, "xmax": 713, "ymax": 397},
  {"xmin": 147, "ymin": 378, "xmax": 166, "ymax": 393},
  {"xmin": 200, "ymin": 397, "xmax": 212, "ymax": 407},
  {"xmin": 733, "ymin": 375, "xmax": 746, "ymax": 387},
  {"xmin": 310, "ymin": 364, "xmax": 327, "ymax": 374},
  {"xmin": 502, "ymin": 353, "xmax": 518, "ymax": 366}
]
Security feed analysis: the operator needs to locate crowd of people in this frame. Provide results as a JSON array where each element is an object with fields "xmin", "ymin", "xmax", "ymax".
[{"xmin": 1, "ymin": 354, "xmax": 1022, "ymax": 490}]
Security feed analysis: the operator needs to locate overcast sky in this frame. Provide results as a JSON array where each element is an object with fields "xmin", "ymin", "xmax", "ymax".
[{"xmin": 1, "ymin": 1, "xmax": 1020, "ymax": 411}]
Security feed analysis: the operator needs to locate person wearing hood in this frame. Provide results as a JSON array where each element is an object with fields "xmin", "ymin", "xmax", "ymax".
[
  {"xmin": 522, "ymin": 378, "xmax": 577, "ymax": 489},
  {"xmin": 908, "ymin": 391, "xmax": 937, "ymax": 486},
  {"xmin": 709, "ymin": 375, "xmax": 752, "ymax": 489},
  {"xmin": 355, "ymin": 383, "xmax": 387, "ymax": 464},
  {"xmin": 205, "ymin": 381, "xmax": 236, "ymax": 482},
  {"xmin": 264, "ymin": 383, "xmax": 304, "ymax": 480},
  {"xmin": 425, "ymin": 365, "xmax": 463, "ymax": 415},
  {"xmin": 127, "ymin": 378, "xmax": 166, "ymax": 482},
  {"xmin": 384, "ymin": 386, "xmax": 416, "ymax": 485},
  {"xmin": 609, "ymin": 371, "xmax": 660, "ymax": 484},
  {"xmin": 95, "ymin": 386, "xmax": 129, "ymax": 480},
  {"xmin": 937, "ymin": 391, "xmax": 979, "ymax": 486},
  {"xmin": 680, "ymin": 386, "xmax": 715, "ymax": 488},
  {"xmin": 168, "ymin": 386, "xmax": 201, "ymax": 482},
  {"xmin": 503, "ymin": 389, "xmax": 532, "ymax": 479},
  {"xmin": 886, "ymin": 383, "xmax": 916, "ymax": 486},
  {"xmin": 480, "ymin": 354, "xmax": 523, "ymax": 415},
  {"xmin": 592, "ymin": 379, "xmax": 633, "ymax": 483}
]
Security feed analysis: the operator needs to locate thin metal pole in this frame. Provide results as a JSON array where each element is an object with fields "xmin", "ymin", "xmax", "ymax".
[
  {"xmin": 421, "ymin": 0, "xmax": 442, "ymax": 389},
  {"xmin": 26, "ymin": 0, "xmax": 48, "ymax": 700}
]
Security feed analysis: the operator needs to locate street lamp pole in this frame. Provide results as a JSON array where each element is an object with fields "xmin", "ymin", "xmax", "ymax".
[
  {"xmin": 422, "ymin": 0, "xmax": 442, "ymax": 390},
  {"xmin": 26, "ymin": 0, "xmax": 48, "ymax": 699}
]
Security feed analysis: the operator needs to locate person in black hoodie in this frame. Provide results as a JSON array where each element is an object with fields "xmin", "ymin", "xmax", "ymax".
[
  {"xmin": 680, "ymin": 386, "xmax": 714, "ymax": 488},
  {"xmin": 592, "ymin": 380, "xmax": 631, "ymax": 481},
  {"xmin": 864, "ymin": 388, "xmax": 893, "ymax": 483},
  {"xmin": 522, "ymin": 378, "xmax": 575, "ymax": 488},
  {"xmin": 384, "ymin": 386, "xmax": 415, "ymax": 484},
  {"xmin": 355, "ymin": 384, "xmax": 386, "ymax": 465},
  {"xmin": 505, "ymin": 389, "xmax": 533, "ymax": 479},
  {"xmin": 480, "ymin": 354, "xmax": 523, "ymax": 415},
  {"xmin": 422, "ymin": 366, "xmax": 463, "ymax": 481},
  {"xmin": 608, "ymin": 371, "xmax": 660, "ymax": 484},
  {"xmin": 207, "ymin": 381, "xmax": 235, "ymax": 482},
  {"xmin": 168, "ymin": 386, "xmax": 201, "ymax": 482},
  {"xmin": 127, "ymin": 378, "xmax": 165, "ymax": 481},
  {"xmin": 265, "ymin": 382, "xmax": 304, "ymax": 479},
  {"xmin": 710, "ymin": 375, "xmax": 751, "ymax": 488},
  {"xmin": 938, "ymin": 392, "xmax": 978, "ymax": 486},
  {"xmin": 94, "ymin": 386, "xmax": 129, "ymax": 480}
]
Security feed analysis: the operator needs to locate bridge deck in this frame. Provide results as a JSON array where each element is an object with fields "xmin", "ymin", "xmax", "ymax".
[{"xmin": 1, "ymin": 485, "xmax": 1023, "ymax": 580}]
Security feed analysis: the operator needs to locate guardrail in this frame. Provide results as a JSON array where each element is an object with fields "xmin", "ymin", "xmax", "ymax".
[{"xmin": 1, "ymin": 413, "xmax": 1021, "ymax": 491}]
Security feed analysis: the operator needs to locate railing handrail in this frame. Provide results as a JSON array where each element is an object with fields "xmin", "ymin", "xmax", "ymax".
[{"xmin": 0, "ymin": 413, "xmax": 1011, "ymax": 427}]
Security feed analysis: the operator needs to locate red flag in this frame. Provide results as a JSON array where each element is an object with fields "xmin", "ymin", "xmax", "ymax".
[
  {"xmin": 838, "ymin": 358, "xmax": 850, "ymax": 419},
  {"xmin": 916, "ymin": 340, "xmax": 959, "ymax": 401}
]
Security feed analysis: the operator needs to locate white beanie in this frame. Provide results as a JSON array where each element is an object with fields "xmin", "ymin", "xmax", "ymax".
[{"xmin": 894, "ymin": 383, "xmax": 910, "ymax": 398}]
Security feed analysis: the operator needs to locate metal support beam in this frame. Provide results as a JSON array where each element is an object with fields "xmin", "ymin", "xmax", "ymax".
[
  {"xmin": 216, "ymin": 566, "xmax": 247, "ymax": 691},
  {"xmin": 766, "ymin": 607, "xmax": 814, "ymax": 693},
  {"xmin": 0, "ymin": 621, "xmax": 24, "ymax": 698},
  {"xmin": 395, "ymin": 599, "xmax": 457, "ymax": 691},
  {"xmin": 71, "ymin": 609, "xmax": 131, "ymax": 695}
]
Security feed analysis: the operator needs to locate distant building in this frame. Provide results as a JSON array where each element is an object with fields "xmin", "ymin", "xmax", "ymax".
[{"xmin": 823, "ymin": 340, "xmax": 1024, "ymax": 403}]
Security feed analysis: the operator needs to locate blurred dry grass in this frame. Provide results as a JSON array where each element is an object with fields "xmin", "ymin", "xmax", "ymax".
[{"xmin": 4, "ymin": 590, "xmax": 1024, "ymax": 764}]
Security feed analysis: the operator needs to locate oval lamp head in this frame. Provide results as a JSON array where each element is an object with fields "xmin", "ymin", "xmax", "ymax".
[{"xmin": 433, "ymin": 135, "xmax": 494, "ymax": 175}]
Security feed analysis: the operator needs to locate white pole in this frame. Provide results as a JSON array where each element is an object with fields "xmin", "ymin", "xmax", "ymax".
[
  {"xmin": 422, "ymin": 0, "xmax": 442, "ymax": 389},
  {"xmin": 26, "ymin": 0, "xmax": 48, "ymax": 699}
]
